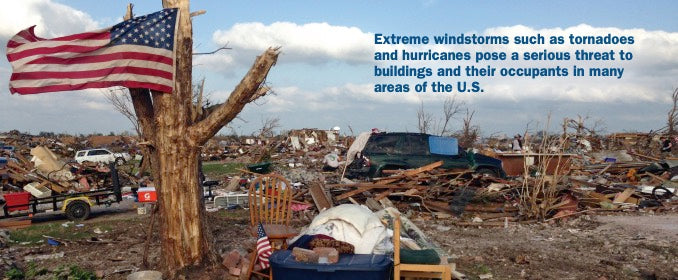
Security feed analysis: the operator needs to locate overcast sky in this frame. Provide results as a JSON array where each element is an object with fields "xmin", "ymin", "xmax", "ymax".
[{"xmin": 1, "ymin": 0, "xmax": 677, "ymax": 137}]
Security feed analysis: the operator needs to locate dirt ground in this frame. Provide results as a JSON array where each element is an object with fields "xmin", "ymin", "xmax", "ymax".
[
  {"xmin": 1, "ymin": 203, "xmax": 677, "ymax": 280},
  {"xmin": 418, "ymin": 211, "xmax": 678, "ymax": 280}
]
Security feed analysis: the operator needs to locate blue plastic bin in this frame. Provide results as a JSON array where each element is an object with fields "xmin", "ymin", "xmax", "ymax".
[{"xmin": 270, "ymin": 250, "xmax": 392, "ymax": 280}]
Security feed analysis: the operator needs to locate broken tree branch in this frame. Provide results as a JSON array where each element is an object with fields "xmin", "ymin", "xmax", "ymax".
[
  {"xmin": 193, "ymin": 44, "xmax": 232, "ymax": 55},
  {"xmin": 189, "ymin": 47, "xmax": 280, "ymax": 145}
]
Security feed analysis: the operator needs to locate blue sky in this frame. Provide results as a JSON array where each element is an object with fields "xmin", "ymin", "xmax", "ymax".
[{"xmin": 1, "ymin": 0, "xmax": 677, "ymax": 137}]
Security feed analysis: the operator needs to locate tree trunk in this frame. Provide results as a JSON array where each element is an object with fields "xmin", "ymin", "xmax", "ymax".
[
  {"xmin": 124, "ymin": 1, "xmax": 279, "ymax": 277},
  {"xmin": 155, "ymin": 133, "xmax": 213, "ymax": 271}
]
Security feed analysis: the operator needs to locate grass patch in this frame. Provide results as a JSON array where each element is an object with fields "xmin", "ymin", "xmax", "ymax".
[
  {"xmin": 465, "ymin": 263, "xmax": 492, "ymax": 279},
  {"xmin": 202, "ymin": 162, "xmax": 246, "ymax": 177},
  {"xmin": 4, "ymin": 262, "xmax": 96, "ymax": 280},
  {"xmin": 9, "ymin": 221, "xmax": 112, "ymax": 245}
]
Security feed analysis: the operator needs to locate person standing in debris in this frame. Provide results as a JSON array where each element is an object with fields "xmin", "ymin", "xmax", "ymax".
[
  {"xmin": 512, "ymin": 135, "xmax": 523, "ymax": 152},
  {"xmin": 661, "ymin": 137, "xmax": 672, "ymax": 153}
]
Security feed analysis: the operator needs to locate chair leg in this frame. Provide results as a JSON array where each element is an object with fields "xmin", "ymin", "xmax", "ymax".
[
  {"xmin": 394, "ymin": 266, "xmax": 400, "ymax": 280},
  {"xmin": 443, "ymin": 265, "xmax": 451, "ymax": 280},
  {"xmin": 246, "ymin": 249, "xmax": 257, "ymax": 280}
]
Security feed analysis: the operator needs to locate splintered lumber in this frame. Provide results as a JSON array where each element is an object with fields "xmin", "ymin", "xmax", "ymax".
[
  {"xmin": 7, "ymin": 161, "xmax": 69, "ymax": 193},
  {"xmin": 309, "ymin": 181, "xmax": 332, "ymax": 211},
  {"xmin": 374, "ymin": 190, "xmax": 393, "ymax": 201},
  {"xmin": 627, "ymin": 152, "xmax": 660, "ymax": 162},
  {"xmin": 597, "ymin": 162, "xmax": 614, "ymax": 175},
  {"xmin": 644, "ymin": 172, "xmax": 667, "ymax": 183},
  {"xmin": 570, "ymin": 178, "xmax": 602, "ymax": 188},
  {"xmin": 612, "ymin": 188, "xmax": 635, "ymax": 204},
  {"xmin": 333, "ymin": 184, "xmax": 426, "ymax": 201},
  {"xmin": 376, "ymin": 161, "xmax": 443, "ymax": 185}
]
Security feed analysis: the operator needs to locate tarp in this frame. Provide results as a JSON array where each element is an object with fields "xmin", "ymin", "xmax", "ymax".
[{"xmin": 428, "ymin": 136, "xmax": 458, "ymax": 155}]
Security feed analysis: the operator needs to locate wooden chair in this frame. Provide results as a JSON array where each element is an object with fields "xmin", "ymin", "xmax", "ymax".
[
  {"xmin": 393, "ymin": 215, "xmax": 451, "ymax": 280},
  {"xmin": 246, "ymin": 173, "xmax": 297, "ymax": 280}
]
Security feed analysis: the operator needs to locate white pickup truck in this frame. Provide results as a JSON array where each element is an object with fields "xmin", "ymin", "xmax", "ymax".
[{"xmin": 74, "ymin": 148, "xmax": 131, "ymax": 165}]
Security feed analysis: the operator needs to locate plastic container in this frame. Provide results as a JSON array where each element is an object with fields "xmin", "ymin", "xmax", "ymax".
[
  {"xmin": 23, "ymin": 182, "xmax": 53, "ymax": 198},
  {"xmin": 4, "ymin": 192, "xmax": 31, "ymax": 212},
  {"xmin": 137, "ymin": 187, "xmax": 157, "ymax": 202},
  {"xmin": 270, "ymin": 250, "xmax": 392, "ymax": 280}
]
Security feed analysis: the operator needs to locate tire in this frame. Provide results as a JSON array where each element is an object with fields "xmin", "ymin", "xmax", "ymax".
[
  {"xmin": 65, "ymin": 200, "xmax": 91, "ymax": 221},
  {"xmin": 652, "ymin": 186, "xmax": 675, "ymax": 200},
  {"xmin": 475, "ymin": 168, "xmax": 497, "ymax": 178},
  {"xmin": 115, "ymin": 157, "xmax": 125, "ymax": 166}
]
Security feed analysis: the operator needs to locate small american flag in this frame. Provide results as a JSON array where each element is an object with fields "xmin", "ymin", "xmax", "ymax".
[
  {"xmin": 256, "ymin": 223, "xmax": 273, "ymax": 269},
  {"xmin": 6, "ymin": 8, "xmax": 178, "ymax": 95}
]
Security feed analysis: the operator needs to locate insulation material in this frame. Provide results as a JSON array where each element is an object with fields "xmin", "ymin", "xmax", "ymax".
[{"xmin": 295, "ymin": 204, "xmax": 389, "ymax": 254}]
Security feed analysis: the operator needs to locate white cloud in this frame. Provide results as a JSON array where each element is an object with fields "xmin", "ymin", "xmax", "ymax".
[
  {"xmin": 0, "ymin": 0, "xmax": 99, "ymax": 41},
  {"xmin": 207, "ymin": 22, "xmax": 677, "ymax": 105},
  {"xmin": 0, "ymin": 1, "xmax": 674, "ymax": 136},
  {"xmin": 212, "ymin": 22, "xmax": 373, "ymax": 65},
  {"xmin": 193, "ymin": 52, "xmax": 236, "ymax": 75}
]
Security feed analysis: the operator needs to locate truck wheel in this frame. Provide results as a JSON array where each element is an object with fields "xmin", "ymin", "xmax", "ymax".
[
  {"xmin": 115, "ymin": 157, "xmax": 125, "ymax": 166},
  {"xmin": 65, "ymin": 200, "xmax": 91, "ymax": 221},
  {"xmin": 476, "ymin": 168, "xmax": 497, "ymax": 178}
]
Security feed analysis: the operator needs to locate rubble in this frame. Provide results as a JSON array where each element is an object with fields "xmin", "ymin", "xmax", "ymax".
[
  {"xmin": 2, "ymin": 126, "xmax": 678, "ymax": 278},
  {"xmin": 1, "ymin": 131, "xmax": 140, "ymax": 223}
]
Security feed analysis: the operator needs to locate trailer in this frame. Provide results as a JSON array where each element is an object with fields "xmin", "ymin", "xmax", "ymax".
[{"xmin": 1, "ymin": 163, "xmax": 123, "ymax": 221}]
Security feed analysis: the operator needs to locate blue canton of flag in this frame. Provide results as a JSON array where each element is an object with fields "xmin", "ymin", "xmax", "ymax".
[{"xmin": 110, "ymin": 9, "xmax": 176, "ymax": 51}]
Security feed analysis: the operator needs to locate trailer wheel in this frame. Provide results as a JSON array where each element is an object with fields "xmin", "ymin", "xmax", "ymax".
[{"xmin": 65, "ymin": 200, "xmax": 91, "ymax": 221}]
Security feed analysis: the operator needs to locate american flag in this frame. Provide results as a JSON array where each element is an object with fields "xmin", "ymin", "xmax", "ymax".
[
  {"xmin": 6, "ymin": 8, "xmax": 178, "ymax": 95},
  {"xmin": 256, "ymin": 223, "xmax": 273, "ymax": 269}
]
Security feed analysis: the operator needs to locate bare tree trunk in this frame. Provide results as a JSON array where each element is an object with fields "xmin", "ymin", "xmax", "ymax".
[
  {"xmin": 123, "ymin": 1, "xmax": 280, "ymax": 277},
  {"xmin": 668, "ymin": 88, "xmax": 678, "ymax": 136}
]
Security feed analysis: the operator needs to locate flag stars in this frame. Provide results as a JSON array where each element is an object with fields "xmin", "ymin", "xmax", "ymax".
[{"xmin": 110, "ymin": 8, "xmax": 175, "ymax": 51}]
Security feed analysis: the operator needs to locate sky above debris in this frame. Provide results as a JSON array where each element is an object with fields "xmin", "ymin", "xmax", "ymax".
[{"xmin": 1, "ymin": 0, "xmax": 677, "ymax": 137}]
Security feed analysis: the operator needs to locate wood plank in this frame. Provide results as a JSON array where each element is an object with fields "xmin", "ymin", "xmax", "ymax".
[
  {"xmin": 374, "ymin": 190, "xmax": 393, "ymax": 201},
  {"xmin": 612, "ymin": 188, "xmax": 635, "ymax": 204},
  {"xmin": 627, "ymin": 152, "xmax": 660, "ymax": 161},
  {"xmin": 0, "ymin": 219, "xmax": 32, "ymax": 229},
  {"xmin": 597, "ymin": 163, "xmax": 614, "ymax": 175},
  {"xmin": 308, "ymin": 181, "xmax": 332, "ymax": 211},
  {"xmin": 376, "ymin": 161, "xmax": 443, "ymax": 185},
  {"xmin": 333, "ymin": 184, "xmax": 425, "ymax": 201}
]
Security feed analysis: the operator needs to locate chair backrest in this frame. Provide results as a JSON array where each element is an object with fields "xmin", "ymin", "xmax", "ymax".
[
  {"xmin": 393, "ymin": 214, "xmax": 401, "ymax": 266},
  {"xmin": 248, "ymin": 173, "xmax": 293, "ymax": 227}
]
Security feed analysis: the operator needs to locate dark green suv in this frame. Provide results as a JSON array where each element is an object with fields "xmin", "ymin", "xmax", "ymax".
[{"xmin": 347, "ymin": 132, "xmax": 505, "ymax": 178}]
